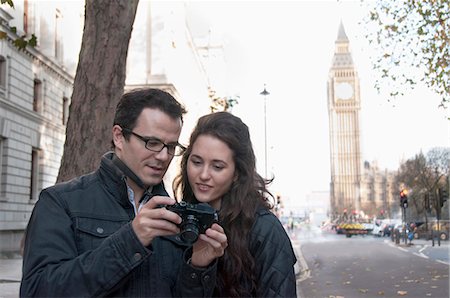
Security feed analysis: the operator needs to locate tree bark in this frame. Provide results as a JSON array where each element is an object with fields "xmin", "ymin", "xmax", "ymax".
[{"xmin": 57, "ymin": 0, "xmax": 139, "ymax": 182}]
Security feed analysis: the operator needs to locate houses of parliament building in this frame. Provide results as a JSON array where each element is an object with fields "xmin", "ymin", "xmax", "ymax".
[{"xmin": 327, "ymin": 22, "xmax": 399, "ymax": 220}]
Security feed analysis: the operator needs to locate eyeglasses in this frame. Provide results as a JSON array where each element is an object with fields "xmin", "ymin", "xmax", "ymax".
[{"xmin": 121, "ymin": 127, "xmax": 186, "ymax": 156}]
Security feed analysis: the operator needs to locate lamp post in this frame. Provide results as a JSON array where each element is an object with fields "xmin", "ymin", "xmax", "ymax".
[{"xmin": 260, "ymin": 84, "xmax": 270, "ymax": 179}]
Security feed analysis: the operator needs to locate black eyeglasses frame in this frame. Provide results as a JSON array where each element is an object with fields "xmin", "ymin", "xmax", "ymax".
[{"xmin": 121, "ymin": 127, "xmax": 186, "ymax": 156}]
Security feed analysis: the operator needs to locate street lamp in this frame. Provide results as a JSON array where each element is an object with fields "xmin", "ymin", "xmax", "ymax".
[{"xmin": 260, "ymin": 84, "xmax": 270, "ymax": 179}]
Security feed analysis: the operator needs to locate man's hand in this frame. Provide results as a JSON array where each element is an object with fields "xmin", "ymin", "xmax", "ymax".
[
  {"xmin": 132, "ymin": 196, "xmax": 181, "ymax": 247},
  {"xmin": 191, "ymin": 223, "xmax": 228, "ymax": 267}
]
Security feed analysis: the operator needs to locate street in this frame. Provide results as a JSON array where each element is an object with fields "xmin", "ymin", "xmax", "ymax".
[{"xmin": 293, "ymin": 226, "xmax": 450, "ymax": 298}]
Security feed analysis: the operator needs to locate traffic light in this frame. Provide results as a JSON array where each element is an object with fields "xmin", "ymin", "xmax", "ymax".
[
  {"xmin": 438, "ymin": 187, "xmax": 448, "ymax": 208},
  {"xmin": 400, "ymin": 189, "xmax": 408, "ymax": 208}
]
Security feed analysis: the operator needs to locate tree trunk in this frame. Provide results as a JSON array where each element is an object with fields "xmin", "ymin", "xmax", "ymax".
[{"xmin": 57, "ymin": 0, "xmax": 139, "ymax": 182}]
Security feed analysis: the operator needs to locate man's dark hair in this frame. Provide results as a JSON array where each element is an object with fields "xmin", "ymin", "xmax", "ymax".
[{"xmin": 111, "ymin": 88, "xmax": 187, "ymax": 148}]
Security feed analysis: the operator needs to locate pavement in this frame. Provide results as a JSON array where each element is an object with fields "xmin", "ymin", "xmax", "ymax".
[
  {"xmin": 0, "ymin": 238, "xmax": 304, "ymax": 298},
  {"xmin": 0, "ymin": 255, "xmax": 22, "ymax": 298},
  {"xmin": 0, "ymin": 240, "xmax": 305, "ymax": 298}
]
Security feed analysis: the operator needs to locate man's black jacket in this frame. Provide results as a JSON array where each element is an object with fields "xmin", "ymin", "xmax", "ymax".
[{"xmin": 20, "ymin": 152, "xmax": 216, "ymax": 297}]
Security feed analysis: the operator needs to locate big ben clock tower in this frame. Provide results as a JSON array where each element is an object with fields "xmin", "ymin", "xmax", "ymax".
[{"xmin": 327, "ymin": 22, "xmax": 362, "ymax": 217}]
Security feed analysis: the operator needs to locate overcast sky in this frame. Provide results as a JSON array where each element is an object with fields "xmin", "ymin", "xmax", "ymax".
[
  {"xmin": 184, "ymin": 0, "xmax": 449, "ymax": 209},
  {"xmin": 57, "ymin": 0, "xmax": 448, "ymax": 210}
]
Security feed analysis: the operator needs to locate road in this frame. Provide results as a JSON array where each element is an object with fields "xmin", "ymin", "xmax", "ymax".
[{"xmin": 293, "ymin": 227, "xmax": 449, "ymax": 298}]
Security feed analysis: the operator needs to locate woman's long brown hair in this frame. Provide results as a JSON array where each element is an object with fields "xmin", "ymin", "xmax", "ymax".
[{"xmin": 173, "ymin": 112, "xmax": 274, "ymax": 296}]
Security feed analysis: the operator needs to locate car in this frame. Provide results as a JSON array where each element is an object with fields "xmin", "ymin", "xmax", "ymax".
[
  {"xmin": 372, "ymin": 220, "xmax": 383, "ymax": 236},
  {"xmin": 363, "ymin": 223, "xmax": 374, "ymax": 234},
  {"xmin": 414, "ymin": 220, "xmax": 449, "ymax": 241},
  {"xmin": 372, "ymin": 219, "xmax": 401, "ymax": 237}
]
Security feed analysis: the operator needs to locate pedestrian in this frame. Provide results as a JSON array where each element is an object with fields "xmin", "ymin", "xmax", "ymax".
[
  {"xmin": 20, "ymin": 88, "xmax": 227, "ymax": 297},
  {"xmin": 173, "ymin": 111, "xmax": 297, "ymax": 297}
]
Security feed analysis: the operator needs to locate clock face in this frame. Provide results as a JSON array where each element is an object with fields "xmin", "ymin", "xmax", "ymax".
[{"xmin": 335, "ymin": 82, "xmax": 354, "ymax": 100}]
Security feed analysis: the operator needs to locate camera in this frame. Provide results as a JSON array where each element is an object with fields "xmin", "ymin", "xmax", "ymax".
[{"xmin": 167, "ymin": 201, "xmax": 218, "ymax": 244}]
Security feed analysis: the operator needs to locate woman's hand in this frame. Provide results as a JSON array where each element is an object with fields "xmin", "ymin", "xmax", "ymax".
[{"xmin": 191, "ymin": 223, "xmax": 228, "ymax": 267}]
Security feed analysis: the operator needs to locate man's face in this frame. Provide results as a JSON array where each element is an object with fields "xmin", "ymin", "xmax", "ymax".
[{"xmin": 113, "ymin": 107, "xmax": 182, "ymax": 187}]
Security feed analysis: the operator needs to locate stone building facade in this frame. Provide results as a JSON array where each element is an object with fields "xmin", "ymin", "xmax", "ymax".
[
  {"xmin": 0, "ymin": 1, "xmax": 221, "ymax": 254},
  {"xmin": 0, "ymin": 1, "xmax": 73, "ymax": 253},
  {"xmin": 360, "ymin": 161, "xmax": 398, "ymax": 219}
]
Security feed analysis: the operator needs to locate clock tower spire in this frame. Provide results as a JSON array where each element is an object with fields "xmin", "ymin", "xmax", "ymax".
[{"xmin": 327, "ymin": 21, "xmax": 362, "ymax": 217}]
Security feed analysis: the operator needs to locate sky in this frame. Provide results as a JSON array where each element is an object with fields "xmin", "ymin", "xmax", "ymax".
[
  {"xmin": 55, "ymin": 0, "xmax": 449, "ymax": 211},
  {"xmin": 184, "ymin": 1, "xmax": 450, "ymax": 210}
]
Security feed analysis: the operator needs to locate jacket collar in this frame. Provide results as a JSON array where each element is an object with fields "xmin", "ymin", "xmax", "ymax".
[{"xmin": 98, "ymin": 151, "xmax": 168, "ymax": 207}]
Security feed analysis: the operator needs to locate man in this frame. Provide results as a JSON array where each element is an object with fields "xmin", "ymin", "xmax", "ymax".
[{"xmin": 20, "ymin": 88, "xmax": 227, "ymax": 297}]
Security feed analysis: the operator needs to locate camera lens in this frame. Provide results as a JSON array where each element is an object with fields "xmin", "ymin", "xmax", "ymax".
[{"xmin": 180, "ymin": 215, "xmax": 199, "ymax": 244}]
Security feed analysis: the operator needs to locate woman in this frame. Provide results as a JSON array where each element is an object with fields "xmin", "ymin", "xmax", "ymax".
[{"xmin": 173, "ymin": 112, "xmax": 297, "ymax": 297}]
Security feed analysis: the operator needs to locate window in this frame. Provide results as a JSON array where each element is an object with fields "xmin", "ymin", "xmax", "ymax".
[
  {"xmin": 24, "ymin": 0, "xmax": 29, "ymax": 34},
  {"xmin": 55, "ymin": 9, "xmax": 62, "ymax": 60},
  {"xmin": 62, "ymin": 96, "xmax": 69, "ymax": 125},
  {"xmin": 0, "ymin": 137, "xmax": 4, "ymax": 195},
  {"xmin": 30, "ymin": 148, "xmax": 40, "ymax": 201},
  {"xmin": 0, "ymin": 55, "xmax": 6, "ymax": 89},
  {"xmin": 33, "ymin": 78, "xmax": 42, "ymax": 112}
]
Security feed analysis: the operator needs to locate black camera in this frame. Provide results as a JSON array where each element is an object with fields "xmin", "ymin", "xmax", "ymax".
[{"xmin": 167, "ymin": 201, "xmax": 218, "ymax": 244}]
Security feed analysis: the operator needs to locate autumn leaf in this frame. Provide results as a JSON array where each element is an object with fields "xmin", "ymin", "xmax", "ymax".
[
  {"xmin": 359, "ymin": 288, "xmax": 369, "ymax": 293},
  {"xmin": 28, "ymin": 34, "xmax": 37, "ymax": 47},
  {"xmin": 13, "ymin": 37, "xmax": 27, "ymax": 50},
  {"xmin": 397, "ymin": 290, "xmax": 408, "ymax": 296},
  {"xmin": 1, "ymin": 0, "xmax": 14, "ymax": 8}
]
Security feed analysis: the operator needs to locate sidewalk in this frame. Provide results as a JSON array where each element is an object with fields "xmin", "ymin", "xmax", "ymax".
[
  {"xmin": 0, "ymin": 256, "xmax": 22, "ymax": 298},
  {"xmin": 0, "ymin": 240, "xmax": 307, "ymax": 298}
]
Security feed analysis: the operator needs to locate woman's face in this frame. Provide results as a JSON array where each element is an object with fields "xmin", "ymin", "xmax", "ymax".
[{"xmin": 187, "ymin": 134, "xmax": 236, "ymax": 210}]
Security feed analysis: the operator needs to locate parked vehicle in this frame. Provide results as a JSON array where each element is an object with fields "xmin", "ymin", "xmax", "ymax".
[
  {"xmin": 339, "ymin": 223, "xmax": 369, "ymax": 238},
  {"xmin": 414, "ymin": 220, "xmax": 449, "ymax": 241},
  {"xmin": 372, "ymin": 219, "xmax": 386, "ymax": 237},
  {"xmin": 372, "ymin": 219, "xmax": 401, "ymax": 237}
]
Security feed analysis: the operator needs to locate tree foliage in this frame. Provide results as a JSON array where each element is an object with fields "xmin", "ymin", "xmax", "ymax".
[
  {"xmin": 396, "ymin": 147, "xmax": 449, "ymax": 219},
  {"xmin": 57, "ymin": 0, "xmax": 139, "ymax": 182},
  {"xmin": 365, "ymin": 0, "xmax": 449, "ymax": 108},
  {"xmin": 208, "ymin": 87, "xmax": 239, "ymax": 113},
  {"xmin": 0, "ymin": 0, "xmax": 37, "ymax": 50},
  {"xmin": 0, "ymin": 0, "xmax": 13, "ymax": 7}
]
